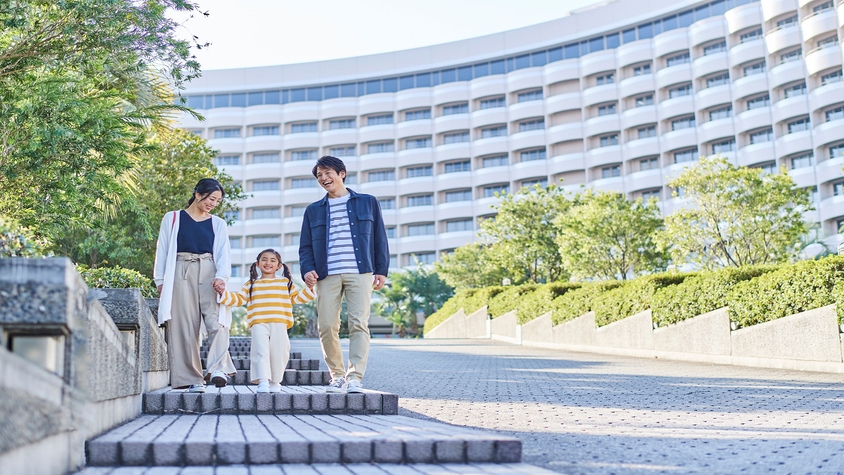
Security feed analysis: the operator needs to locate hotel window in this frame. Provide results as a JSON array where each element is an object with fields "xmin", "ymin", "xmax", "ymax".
[
  {"xmin": 443, "ymin": 132, "xmax": 470, "ymax": 144},
  {"xmin": 830, "ymin": 144, "xmax": 844, "ymax": 159},
  {"xmin": 290, "ymin": 122, "xmax": 317, "ymax": 133},
  {"xmin": 711, "ymin": 139, "xmax": 735, "ymax": 154},
  {"xmin": 443, "ymin": 103, "xmax": 469, "ymax": 115},
  {"xmin": 595, "ymin": 74, "xmax": 614, "ymax": 85},
  {"xmin": 640, "ymin": 157, "xmax": 658, "ymax": 170},
  {"xmin": 755, "ymin": 162, "xmax": 777, "ymax": 175},
  {"xmin": 445, "ymin": 189, "xmax": 472, "ymax": 202},
  {"xmin": 827, "ymin": 107, "xmax": 844, "ymax": 123},
  {"xmin": 666, "ymin": 52, "xmax": 690, "ymax": 67},
  {"xmin": 329, "ymin": 119, "xmax": 355, "ymax": 129},
  {"xmin": 481, "ymin": 126, "xmax": 507, "ymax": 138},
  {"xmin": 706, "ymin": 73, "xmax": 729, "ymax": 88},
  {"xmin": 288, "ymin": 234, "xmax": 301, "ymax": 246},
  {"xmin": 252, "ymin": 153, "xmax": 279, "ymax": 164},
  {"xmin": 776, "ymin": 15, "xmax": 797, "ymax": 27},
  {"xmin": 601, "ymin": 165, "xmax": 621, "ymax": 178},
  {"xmin": 817, "ymin": 36, "xmax": 838, "ymax": 48},
  {"xmin": 291, "ymin": 178, "xmax": 318, "ymax": 189},
  {"xmin": 480, "ymin": 97, "xmax": 506, "ymax": 109},
  {"xmin": 406, "ymin": 165, "xmax": 433, "ymax": 178},
  {"xmin": 747, "ymin": 95, "xmax": 770, "ymax": 110},
  {"xmin": 407, "ymin": 223, "xmax": 435, "ymax": 236},
  {"xmin": 290, "ymin": 206, "xmax": 306, "ymax": 217},
  {"xmin": 446, "ymin": 219, "xmax": 474, "ymax": 233},
  {"xmin": 517, "ymin": 90, "xmax": 543, "ymax": 102},
  {"xmin": 408, "ymin": 252, "xmax": 436, "ymax": 265},
  {"xmin": 368, "ymin": 170, "xmax": 395, "ymax": 182},
  {"xmin": 231, "ymin": 266, "xmax": 241, "ymax": 278},
  {"xmin": 519, "ymin": 119, "xmax": 545, "ymax": 132},
  {"xmin": 814, "ymin": 1, "xmax": 833, "ymax": 12},
  {"xmin": 834, "ymin": 180, "xmax": 844, "ymax": 196},
  {"xmin": 379, "ymin": 198, "xmax": 395, "ymax": 210},
  {"xmin": 251, "ymin": 235, "xmax": 280, "ymax": 248},
  {"xmin": 709, "ymin": 105, "xmax": 732, "ymax": 121},
  {"xmin": 521, "ymin": 149, "xmax": 546, "ymax": 162},
  {"xmin": 214, "ymin": 155, "xmax": 240, "ymax": 166},
  {"xmin": 345, "ymin": 174, "xmax": 357, "ymax": 185},
  {"xmin": 405, "ymin": 109, "xmax": 431, "ymax": 121},
  {"xmin": 784, "ymin": 82, "xmax": 806, "ymax": 98},
  {"xmin": 703, "ymin": 41, "xmax": 726, "ymax": 55},
  {"xmin": 386, "ymin": 227, "xmax": 396, "ymax": 239},
  {"xmin": 598, "ymin": 104, "xmax": 617, "ymax": 116},
  {"xmin": 638, "ymin": 126, "xmax": 656, "ymax": 139},
  {"xmin": 641, "ymin": 189, "xmax": 661, "ymax": 201},
  {"xmin": 368, "ymin": 142, "xmax": 394, "ymax": 153},
  {"xmin": 822, "ymin": 70, "xmax": 843, "ymax": 86},
  {"xmin": 444, "ymin": 160, "xmax": 470, "ymax": 173},
  {"xmin": 224, "ymin": 210, "xmax": 240, "ymax": 221},
  {"xmin": 633, "ymin": 64, "xmax": 651, "ymax": 76},
  {"xmin": 482, "ymin": 155, "xmax": 508, "ymax": 168},
  {"xmin": 671, "ymin": 116, "xmax": 696, "ymax": 130},
  {"xmin": 252, "ymin": 180, "xmax": 279, "ymax": 191},
  {"xmin": 521, "ymin": 178, "xmax": 547, "ymax": 189},
  {"xmin": 329, "ymin": 146, "xmax": 356, "ymax": 157},
  {"xmin": 635, "ymin": 95, "xmax": 654, "ymax": 107},
  {"xmin": 407, "ymin": 194, "xmax": 433, "ymax": 207},
  {"xmin": 739, "ymin": 28, "xmax": 763, "ymax": 43},
  {"xmin": 749, "ymin": 128, "xmax": 773, "ymax": 144},
  {"xmin": 600, "ymin": 134, "xmax": 619, "ymax": 147},
  {"xmin": 406, "ymin": 137, "xmax": 432, "ymax": 149},
  {"xmin": 790, "ymin": 153, "xmax": 812, "ymax": 169},
  {"xmin": 252, "ymin": 208, "xmax": 280, "ymax": 220},
  {"xmin": 787, "ymin": 117, "xmax": 810, "ymax": 134},
  {"xmin": 483, "ymin": 184, "xmax": 509, "ymax": 197},
  {"xmin": 780, "ymin": 49, "xmax": 801, "ymax": 64},
  {"xmin": 367, "ymin": 114, "xmax": 393, "ymax": 126},
  {"xmin": 291, "ymin": 150, "xmax": 317, "ymax": 161},
  {"xmin": 252, "ymin": 126, "xmax": 279, "ymax": 136},
  {"xmin": 214, "ymin": 128, "xmax": 241, "ymax": 139},
  {"xmin": 669, "ymin": 84, "xmax": 692, "ymax": 98},
  {"xmin": 743, "ymin": 62, "xmax": 766, "ymax": 77},
  {"xmin": 674, "ymin": 148, "xmax": 698, "ymax": 163},
  {"xmin": 229, "ymin": 237, "xmax": 241, "ymax": 248},
  {"xmin": 389, "ymin": 255, "xmax": 398, "ymax": 268}
]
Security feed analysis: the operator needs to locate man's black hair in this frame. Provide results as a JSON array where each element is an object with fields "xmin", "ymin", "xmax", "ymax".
[{"xmin": 312, "ymin": 155, "xmax": 346, "ymax": 182}]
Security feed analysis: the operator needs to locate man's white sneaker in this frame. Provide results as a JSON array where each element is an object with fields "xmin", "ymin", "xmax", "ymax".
[
  {"xmin": 325, "ymin": 377, "xmax": 346, "ymax": 393},
  {"xmin": 256, "ymin": 379, "xmax": 270, "ymax": 393},
  {"xmin": 188, "ymin": 384, "xmax": 206, "ymax": 393},
  {"xmin": 210, "ymin": 370, "xmax": 228, "ymax": 388},
  {"xmin": 344, "ymin": 380, "xmax": 364, "ymax": 393},
  {"xmin": 269, "ymin": 382, "xmax": 282, "ymax": 393}
]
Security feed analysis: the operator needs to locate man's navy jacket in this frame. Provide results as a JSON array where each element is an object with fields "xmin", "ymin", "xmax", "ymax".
[{"xmin": 299, "ymin": 188, "xmax": 390, "ymax": 281}]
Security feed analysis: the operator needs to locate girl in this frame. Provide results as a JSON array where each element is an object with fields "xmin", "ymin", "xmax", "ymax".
[{"xmin": 216, "ymin": 249, "xmax": 315, "ymax": 393}]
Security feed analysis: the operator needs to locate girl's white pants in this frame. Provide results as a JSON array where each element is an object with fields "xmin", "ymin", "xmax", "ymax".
[{"xmin": 249, "ymin": 322, "xmax": 291, "ymax": 383}]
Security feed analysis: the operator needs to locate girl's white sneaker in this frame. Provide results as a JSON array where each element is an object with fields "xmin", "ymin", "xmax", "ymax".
[
  {"xmin": 269, "ymin": 382, "xmax": 282, "ymax": 393},
  {"xmin": 256, "ymin": 379, "xmax": 270, "ymax": 393}
]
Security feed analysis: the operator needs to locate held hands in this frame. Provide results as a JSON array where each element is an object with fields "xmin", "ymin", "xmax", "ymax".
[
  {"xmin": 211, "ymin": 278, "xmax": 226, "ymax": 296},
  {"xmin": 304, "ymin": 271, "xmax": 318, "ymax": 291},
  {"xmin": 373, "ymin": 274, "xmax": 386, "ymax": 291}
]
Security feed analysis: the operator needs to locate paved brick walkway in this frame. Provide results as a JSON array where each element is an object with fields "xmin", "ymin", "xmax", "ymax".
[{"xmin": 308, "ymin": 338, "xmax": 844, "ymax": 475}]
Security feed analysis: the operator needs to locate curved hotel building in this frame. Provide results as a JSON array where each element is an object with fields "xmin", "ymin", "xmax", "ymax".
[{"xmin": 178, "ymin": 0, "xmax": 844, "ymax": 283}]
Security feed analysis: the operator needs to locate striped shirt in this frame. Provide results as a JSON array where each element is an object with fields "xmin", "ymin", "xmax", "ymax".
[
  {"xmin": 218, "ymin": 278, "xmax": 315, "ymax": 329},
  {"xmin": 326, "ymin": 194, "xmax": 359, "ymax": 275}
]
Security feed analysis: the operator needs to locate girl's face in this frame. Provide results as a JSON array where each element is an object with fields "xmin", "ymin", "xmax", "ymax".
[{"xmin": 258, "ymin": 252, "xmax": 281, "ymax": 276}]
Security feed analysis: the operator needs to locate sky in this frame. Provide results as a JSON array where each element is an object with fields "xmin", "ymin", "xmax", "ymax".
[{"xmin": 171, "ymin": 0, "xmax": 608, "ymax": 71}]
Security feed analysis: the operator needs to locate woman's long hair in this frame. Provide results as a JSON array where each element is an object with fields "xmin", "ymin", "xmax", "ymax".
[
  {"xmin": 248, "ymin": 248, "xmax": 293, "ymax": 298},
  {"xmin": 188, "ymin": 178, "xmax": 225, "ymax": 206}
]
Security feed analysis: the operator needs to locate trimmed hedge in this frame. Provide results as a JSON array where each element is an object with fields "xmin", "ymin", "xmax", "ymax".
[
  {"xmin": 77, "ymin": 265, "xmax": 157, "ymax": 298},
  {"xmin": 516, "ymin": 282, "xmax": 582, "ymax": 324},
  {"xmin": 488, "ymin": 284, "xmax": 537, "ymax": 319},
  {"xmin": 592, "ymin": 273, "xmax": 694, "ymax": 327},
  {"xmin": 651, "ymin": 265, "xmax": 779, "ymax": 327},
  {"xmin": 422, "ymin": 286, "xmax": 507, "ymax": 334},
  {"xmin": 727, "ymin": 256, "xmax": 844, "ymax": 327},
  {"xmin": 550, "ymin": 280, "xmax": 624, "ymax": 325}
]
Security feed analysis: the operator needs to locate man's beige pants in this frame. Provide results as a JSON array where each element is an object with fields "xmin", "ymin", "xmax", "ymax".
[
  {"xmin": 316, "ymin": 273, "xmax": 372, "ymax": 382},
  {"xmin": 168, "ymin": 252, "xmax": 236, "ymax": 388},
  {"xmin": 249, "ymin": 322, "xmax": 291, "ymax": 384}
]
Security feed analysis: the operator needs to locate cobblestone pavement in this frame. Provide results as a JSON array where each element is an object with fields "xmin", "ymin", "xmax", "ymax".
[{"xmin": 291, "ymin": 338, "xmax": 844, "ymax": 475}]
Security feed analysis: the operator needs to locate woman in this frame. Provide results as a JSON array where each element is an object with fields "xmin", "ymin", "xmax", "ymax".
[{"xmin": 153, "ymin": 178, "xmax": 236, "ymax": 392}]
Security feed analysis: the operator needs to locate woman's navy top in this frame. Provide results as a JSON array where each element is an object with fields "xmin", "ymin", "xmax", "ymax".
[{"xmin": 177, "ymin": 210, "xmax": 214, "ymax": 254}]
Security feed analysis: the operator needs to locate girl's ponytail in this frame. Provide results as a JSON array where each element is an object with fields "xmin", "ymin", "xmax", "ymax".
[
  {"xmin": 247, "ymin": 263, "xmax": 258, "ymax": 299},
  {"xmin": 280, "ymin": 263, "xmax": 293, "ymax": 293}
]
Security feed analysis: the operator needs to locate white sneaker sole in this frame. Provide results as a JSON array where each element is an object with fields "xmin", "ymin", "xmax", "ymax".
[
  {"xmin": 325, "ymin": 386, "xmax": 346, "ymax": 394},
  {"xmin": 346, "ymin": 386, "xmax": 364, "ymax": 393}
]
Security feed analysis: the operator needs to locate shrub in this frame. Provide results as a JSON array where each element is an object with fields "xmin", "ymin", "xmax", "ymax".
[
  {"xmin": 592, "ymin": 273, "xmax": 694, "ymax": 327},
  {"xmin": 464, "ymin": 286, "xmax": 505, "ymax": 314},
  {"xmin": 0, "ymin": 216, "xmax": 50, "ymax": 258},
  {"xmin": 516, "ymin": 282, "xmax": 582, "ymax": 324},
  {"xmin": 727, "ymin": 256, "xmax": 844, "ymax": 327},
  {"xmin": 651, "ymin": 265, "xmax": 779, "ymax": 327},
  {"xmin": 550, "ymin": 280, "xmax": 624, "ymax": 325},
  {"xmin": 488, "ymin": 284, "xmax": 537, "ymax": 319},
  {"xmin": 76, "ymin": 265, "xmax": 157, "ymax": 298}
]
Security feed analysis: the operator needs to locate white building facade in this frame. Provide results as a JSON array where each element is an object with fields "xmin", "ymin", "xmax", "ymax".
[{"xmin": 177, "ymin": 0, "xmax": 844, "ymax": 283}]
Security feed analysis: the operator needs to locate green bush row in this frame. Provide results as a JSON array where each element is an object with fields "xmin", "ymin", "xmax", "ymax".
[
  {"xmin": 422, "ymin": 286, "xmax": 507, "ymax": 334},
  {"xmin": 488, "ymin": 284, "xmax": 537, "ymax": 319},
  {"xmin": 550, "ymin": 280, "xmax": 624, "ymax": 326},
  {"xmin": 592, "ymin": 273, "xmax": 694, "ymax": 327},
  {"xmin": 515, "ymin": 282, "xmax": 582, "ymax": 324},
  {"xmin": 77, "ymin": 265, "xmax": 157, "ymax": 298},
  {"xmin": 651, "ymin": 265, "xmax": 778, "ymax": 327}
]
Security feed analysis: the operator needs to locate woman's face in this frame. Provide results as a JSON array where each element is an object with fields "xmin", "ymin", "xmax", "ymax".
[{"xmin": 196, "ymin": 190, "xmax": 223, "ymax": 213}]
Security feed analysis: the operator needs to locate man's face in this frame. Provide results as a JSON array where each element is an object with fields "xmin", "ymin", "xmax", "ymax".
[{"xmin": 315, "ymin": 166, "xmax": 345, "ymax": 195}]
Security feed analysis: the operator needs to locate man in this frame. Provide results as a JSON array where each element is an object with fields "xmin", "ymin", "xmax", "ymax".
[{"xmin": 299, "ymin": 155, "xmax": 389, "ymax": 393}]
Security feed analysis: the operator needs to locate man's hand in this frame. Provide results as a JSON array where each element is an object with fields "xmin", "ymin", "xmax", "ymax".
[
  {"xmin": 304, "ymin": 271, "xmax": 319, "ymax": 288},
  {"xmin": 373, "ymin": 274, "xmax": 386, "ymax": 291}
]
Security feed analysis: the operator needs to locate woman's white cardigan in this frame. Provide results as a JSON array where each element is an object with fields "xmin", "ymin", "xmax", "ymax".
[{"xmin": 153, "ymin": 210, "xmax": 232, "ymax": 327}]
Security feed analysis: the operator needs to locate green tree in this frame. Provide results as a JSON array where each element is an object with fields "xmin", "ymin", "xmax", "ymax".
[
  {"xmin": 376, "ymin": 261, "xmax": 454, "ymax": 336},
  {"xmin": 480, "ymin": 183, "xmax": 570, "ymax": 284},
  {"xmin": 556, "ymin": 190, "xmax": 667, "ymax": 280},
  {"xmin": 434, "ymin": 242, "xmax": 509, "ymax": 289},
  {"xmin": 658, "ymin": 156, "xmax": 812, "ymax": 269}
]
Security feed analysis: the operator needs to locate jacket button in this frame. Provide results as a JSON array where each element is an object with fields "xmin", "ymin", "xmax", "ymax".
[{"xmin": 351, "ymin": 223, "xmax": 354, "ymax": 225}]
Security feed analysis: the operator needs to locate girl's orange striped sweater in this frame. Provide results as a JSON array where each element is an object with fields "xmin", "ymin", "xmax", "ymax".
[{"xmin": 218, "ymin": 278, "xmax": 315, "ymax": 329}]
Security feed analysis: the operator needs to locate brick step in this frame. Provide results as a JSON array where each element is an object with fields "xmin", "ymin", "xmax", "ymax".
[
  {"xmin": 142, "ymin": 386, "xmax": 398, "ymax": 416},
  {"xmin": 228, "ymin": 369, "xmax": 330, "ymax": 386},
  {"xmin": 201, "ymin": 351, "xmax": 302, "ymax": 360},
  {"xmin": 203, "ymin": 358, "xmax": 320, "ymax": 371},
  {"xmin": 86, "ymin": 414, "xmax": 521, "ymax": 466},
  {"xmin": 80, "ymin": 463, "xmax": 554, "ymax": 474}
]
